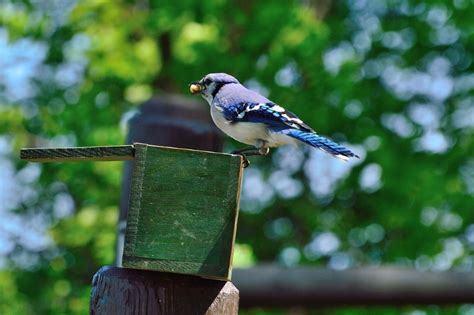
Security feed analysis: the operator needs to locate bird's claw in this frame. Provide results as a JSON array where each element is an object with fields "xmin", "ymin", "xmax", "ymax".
[
  {"xmin": 242, "ymin": 156, "xmax": 250, "ymax": 168},
  {"xmin": 233, "ymin": 152, "xmax": 250, "ymax": 168}
]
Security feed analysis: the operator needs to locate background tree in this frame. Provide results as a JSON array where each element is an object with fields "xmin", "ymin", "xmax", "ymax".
[{"xmin": 0, "ymin": 0, "xmax": 473, "ymax": 314}]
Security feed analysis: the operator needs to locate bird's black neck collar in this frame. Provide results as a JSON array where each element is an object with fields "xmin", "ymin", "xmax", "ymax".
[{"xmin": 211, "ymin": 82, "xmax": 225, "ymax": 98}]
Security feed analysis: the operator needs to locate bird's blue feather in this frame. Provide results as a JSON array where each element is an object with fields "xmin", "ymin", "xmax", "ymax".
[
  {"xmin": 272, "ymin": 128, "xmax": 359, "ymax": 159},
  {"xmin": 223, "ymin": 102, "xmax": 313, "ymax": 132}
]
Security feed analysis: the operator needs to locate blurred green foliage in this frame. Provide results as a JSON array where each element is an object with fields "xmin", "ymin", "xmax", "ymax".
[{"xmin": 0, "ymin": 0, "xmax": 473, "ymax": 314}]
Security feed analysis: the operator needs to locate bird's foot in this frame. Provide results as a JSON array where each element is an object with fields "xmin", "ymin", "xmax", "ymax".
[
  {"xmin": 258, "ymin": 147, "xmax": 270, "ymax": 156},
  {"xmin": 235, "ymin": 153, "xmax": 250, "ymax": 168},
  {"xmin": 231, "ymin": 147, "xmax": 252, "ymax": 168}
]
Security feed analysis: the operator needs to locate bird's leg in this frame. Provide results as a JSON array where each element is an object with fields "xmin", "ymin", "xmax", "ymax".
[
  {"xmin": 231, "ymin": 146, "xmax": 255, "ymax": 155},
  {"xmin": 255, "ymin": 140, "xmax": 270, "ymax": 156},
  {"xmin": 231, "ymin": 141, "xmax": 270, "ymax": 168},
  {"xmin": 235, "ymin": 141, "xmax": 270, "ymax": 157}
]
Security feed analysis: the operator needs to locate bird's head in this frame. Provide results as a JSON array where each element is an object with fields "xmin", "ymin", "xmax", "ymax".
[{"xmin": 189, "ymin": 73, "xmax": 239, "ymax": 102}]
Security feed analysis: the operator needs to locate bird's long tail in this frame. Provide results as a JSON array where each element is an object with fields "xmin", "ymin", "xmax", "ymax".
[{"xmin": 280, "ymin": 129, "xmax": 359, "ymax": 161}]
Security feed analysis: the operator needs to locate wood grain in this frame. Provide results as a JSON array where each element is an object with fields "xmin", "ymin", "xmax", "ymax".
[
  {"xmin": 123, "ymin": 143, "xmax": 243, "ymax": 280},
  {"xmin": 20, "ymin": 145, "xmax": 135, "ymax": 162},
  {"xmin": 90, "ymin": 266, "xmax": 239, "ymax": 315}
]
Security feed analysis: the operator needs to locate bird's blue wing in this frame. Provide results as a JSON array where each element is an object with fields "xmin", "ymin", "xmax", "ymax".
[
  {"xmin": 222, "ymin": 102, "xmax": 314, "ymax": 132},
  {"xmin": 220, "ymin": 101, "xmax": 359, "ymax": 160}
]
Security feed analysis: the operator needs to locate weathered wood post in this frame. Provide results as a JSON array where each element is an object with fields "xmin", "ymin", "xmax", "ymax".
[
  {"xmin": 91, "ymin": 266, "xmax": 239, "ymax": 314},
  {"xmin": 21, "ymin": 142, "xmax": 243, "ymax": 314}
]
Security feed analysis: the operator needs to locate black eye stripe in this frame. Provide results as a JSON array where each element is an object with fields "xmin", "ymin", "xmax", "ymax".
[{"xmin": 204, "ymin": 79, "xmax": 212, "ymax": 85}]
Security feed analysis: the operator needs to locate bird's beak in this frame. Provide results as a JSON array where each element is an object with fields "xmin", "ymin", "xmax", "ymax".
[{"xmin": 189, "ymin": 81, "xmax": 204, "ymax": 94}]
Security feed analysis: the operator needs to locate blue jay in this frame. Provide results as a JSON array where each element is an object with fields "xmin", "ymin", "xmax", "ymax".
[{"xmin": 190, "ymin": 73, "xmax": 359, "ymax": 167}]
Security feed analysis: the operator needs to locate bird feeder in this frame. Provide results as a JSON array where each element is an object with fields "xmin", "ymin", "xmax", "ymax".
[{"xmin": 21, "ymin": 143, "xmax": 243, "ymax": 280}]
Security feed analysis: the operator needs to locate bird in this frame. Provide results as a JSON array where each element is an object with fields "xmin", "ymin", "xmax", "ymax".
[{"xmin": 189, "ymin": 73, "xmax": 359, "ymax": 167}]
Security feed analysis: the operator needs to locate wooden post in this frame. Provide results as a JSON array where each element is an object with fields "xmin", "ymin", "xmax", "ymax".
[{"xmin": 91, "ymin": 266, "xmax": 239, "ymax": 315}]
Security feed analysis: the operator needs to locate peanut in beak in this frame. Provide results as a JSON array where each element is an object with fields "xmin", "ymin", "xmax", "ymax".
[{"xmin": 189, "ymin": 83, "xmax": 202, "ymax": 94}]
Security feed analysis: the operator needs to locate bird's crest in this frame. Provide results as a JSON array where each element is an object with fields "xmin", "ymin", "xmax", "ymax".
[{"xmin": 203, "ymin": 73, "xmax": 240, "ymax": 84}]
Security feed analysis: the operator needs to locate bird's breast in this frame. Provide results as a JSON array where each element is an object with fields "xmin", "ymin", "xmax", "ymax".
[{"xmin": 210, "ymin": 105, "xmax": 268, "ymax": 146}]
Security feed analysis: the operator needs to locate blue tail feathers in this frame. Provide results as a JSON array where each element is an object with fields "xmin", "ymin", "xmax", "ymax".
[{"xmin": 279, "ymin": 129, "xmax": 359, "ymax": 160}]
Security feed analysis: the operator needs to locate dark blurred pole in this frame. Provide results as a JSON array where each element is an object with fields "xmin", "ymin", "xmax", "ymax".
[
  {"xmin": 233, "ymin": 265, "xmax": 474, "ymax": 307},
  {"xmin": 115, "ymin": 94, "xmax": 222, "ymax": 264}
]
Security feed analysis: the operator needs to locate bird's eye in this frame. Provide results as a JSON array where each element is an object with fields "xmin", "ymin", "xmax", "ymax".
[{"xmin": 204, "ymin": 79, "xmax": 212, "ymax": 85}]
